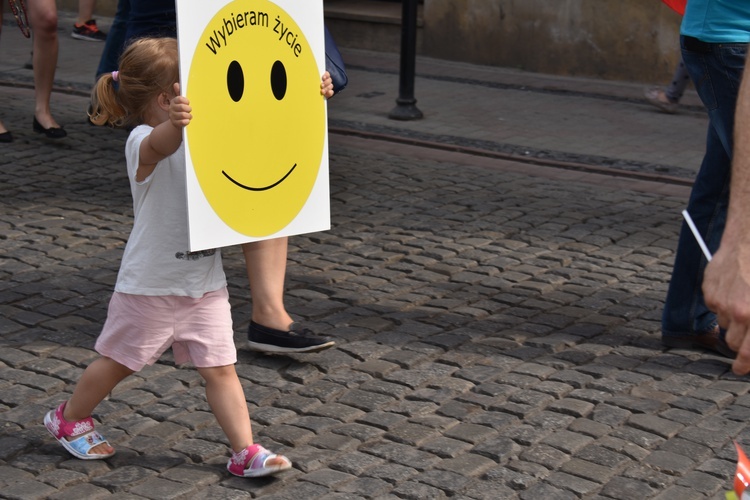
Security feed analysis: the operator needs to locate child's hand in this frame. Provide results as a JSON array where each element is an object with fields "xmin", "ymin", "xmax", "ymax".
[
  {"xmin": 321, "ymin": 71, "xmax": 334, "ymax": 99},
  {"xmin": 169, "ymin": 82, "xmax": 192, "ymax": 128}
]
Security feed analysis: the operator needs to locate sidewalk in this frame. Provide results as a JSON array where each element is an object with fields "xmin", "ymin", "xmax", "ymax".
[
  {"xmin": 0, "ymin": 13, "xmax": 707, "ymax": 181},
  {"xmin": 2, "ymin": 12, "xmax": 742, "ymax": 500}
]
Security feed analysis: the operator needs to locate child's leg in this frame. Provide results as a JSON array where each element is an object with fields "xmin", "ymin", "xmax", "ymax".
[
  {"xmin": 198, "ymin": 365, "xmax": 288, "ymax": 469},
  {"xmin": 64, "ymin": 356, "xmax": 134, "ymax": 454},
  {"xmin": 67, "ymin": 357, "xmax": 134, "ymax": 419},
  {"xmin": 198, "ymin": 365, "xmax": 254, "ymax": 451}
]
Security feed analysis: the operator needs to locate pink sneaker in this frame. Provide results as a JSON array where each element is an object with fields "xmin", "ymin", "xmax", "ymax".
[
  {"xmin": 227, "ymin": 444, "xmax": 292, "ymax": 477},
  {"xmin": 44, "ymin": 401, "xmax": 114, "ymax": 460}
]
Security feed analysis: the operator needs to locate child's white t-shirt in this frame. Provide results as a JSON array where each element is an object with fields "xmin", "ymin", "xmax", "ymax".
[{"xmin": 115, "ymin": 124, "xmax": 226, "ymax": 298}]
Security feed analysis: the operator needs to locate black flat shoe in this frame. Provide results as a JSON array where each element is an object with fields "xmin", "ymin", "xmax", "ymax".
[
  {"xmin": 33, "ymin": 116, "xmax": 67, "ymax": 139},
  {"xmin": 0, "ymin": 131, "xmax": 12, "ymax": 143}
]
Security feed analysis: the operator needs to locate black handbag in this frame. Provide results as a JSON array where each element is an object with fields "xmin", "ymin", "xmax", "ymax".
[{"xmin": 325, "ymin": 25, "xmax": 348, "ymax": 94}]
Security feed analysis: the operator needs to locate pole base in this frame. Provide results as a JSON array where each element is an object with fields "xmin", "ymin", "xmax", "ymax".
[{"xmin": 388, "ymin": 103, "xmax": 423, "ymax": 121}]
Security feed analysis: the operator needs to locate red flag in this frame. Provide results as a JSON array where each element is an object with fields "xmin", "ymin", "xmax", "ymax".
[
  {"xmin": 734, "ymin": 442, "xmax": 750, "ymax": 496},
  {"xmin": 661, "ymin": 0, "xmax": 686, "ymax": 15}
]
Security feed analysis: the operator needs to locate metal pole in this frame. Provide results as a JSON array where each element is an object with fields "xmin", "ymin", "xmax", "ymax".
[{"xmin": 389, "ymin": 0, "xmax": 423, "ymax": 120}]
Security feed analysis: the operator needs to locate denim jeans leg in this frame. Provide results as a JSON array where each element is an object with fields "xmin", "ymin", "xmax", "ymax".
[
  {"xmin": 95, "ymin": 0, "xmax": 130, "ymax": 79},
  {"xmin": 661, "ymin": 39, "xmax": 745, "ymax": 338}
]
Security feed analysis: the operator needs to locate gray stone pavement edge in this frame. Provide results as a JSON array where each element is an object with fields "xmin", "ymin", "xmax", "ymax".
[{"xmin": 1, "ymin": 10, "xmax": 747, "ymax": 500}]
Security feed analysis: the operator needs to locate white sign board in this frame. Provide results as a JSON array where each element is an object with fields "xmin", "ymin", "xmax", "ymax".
[{"xmin": 176, "ymin": 0, "xmax": 329, "ymax": 251}]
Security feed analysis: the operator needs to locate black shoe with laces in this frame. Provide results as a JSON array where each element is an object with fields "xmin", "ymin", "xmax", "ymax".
[{"xmin": 247, "ymin": 321, "xmax": 335, "ymax": 353}]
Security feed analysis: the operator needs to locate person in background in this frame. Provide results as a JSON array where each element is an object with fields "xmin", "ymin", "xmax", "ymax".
[
  {"xmin": 0, "ymin": 0, "xmax": 67, "ymax": 140},
  {"xmin": 661, "ymin": 0, "xmax": 750, "ymax": 357},
  {"xmin": 71, "ymin": 0, "xmax": 107, "ymax": 42},
  {"xmin": 643, "ymin": 57, "xmax": 690, "ymax": 114},
  {"xmin": 92, "ymin": 0, "xmax": 337, "ymax": 354},
  {"xmin": 643, "ymin": 0, "xmax": 689, "ymax": 114}
]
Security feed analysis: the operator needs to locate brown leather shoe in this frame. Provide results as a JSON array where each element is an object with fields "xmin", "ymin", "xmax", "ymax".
[{"xmin": 662, "ymin": 325, "xmax": 736, "ymax": 359}]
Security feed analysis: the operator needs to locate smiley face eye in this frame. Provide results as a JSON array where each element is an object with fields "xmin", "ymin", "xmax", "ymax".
[
  {"xmin": 227, "ymin": 60, "xmax": 244, "ymax": 102},
  {"xmin": 270, "ymin": 60, "xmax": 287, "ymax": 101}
]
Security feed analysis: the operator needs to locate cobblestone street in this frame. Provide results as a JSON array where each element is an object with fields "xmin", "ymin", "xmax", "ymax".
[{"xmin": 0, "ymin": 12, "xmax": 745, "ymax": 500}]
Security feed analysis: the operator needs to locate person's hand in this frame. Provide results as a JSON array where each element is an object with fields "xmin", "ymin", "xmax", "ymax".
[
  {"xmin": 169, "ymin": 82, "xmax": 192, "ymax": 128},
  {"xmin": 321, "ymin": 71, "xmax": 334, "ymax": 99},
  {"xmin": 704, "ymin": 239, "xmax": 750, "ymax": 374}
]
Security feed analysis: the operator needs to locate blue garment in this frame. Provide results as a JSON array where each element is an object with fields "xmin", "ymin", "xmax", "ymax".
[
  {"xmin": 681, "ymin": 0, "xmax": 750, "ymax": 43},
  {"xmin": 94, "ymin": 0, "xmax": 176, "ymax": 80},
  {"xmin": 125, "ymin": 0, "xmax": 176, "ymax": 41},
  {"xmin": 95, "ymin": 0, "xmax": 130, "ymax": 78},
  {"xmin": 662, "ymin": 37, "xmax": 747, "ymax": 338}
]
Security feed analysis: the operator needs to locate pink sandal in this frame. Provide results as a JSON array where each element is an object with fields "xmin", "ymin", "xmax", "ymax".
[
  {"xmin": 44, "ymin": 402, "xmax": 115, "ymax": 460},
  {"xmin": 227, "ymin": 444, "xmax": 292, "ymax": 477}
]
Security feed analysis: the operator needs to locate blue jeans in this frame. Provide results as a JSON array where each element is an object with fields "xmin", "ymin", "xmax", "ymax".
[
  {"xmin": 661, "ymin": 36, "xmax": 747, "ymax": 338},
  {"xmin": 95, "ymin": 0, "xmax": 130, "ymax": 79},
  {"xmin": 94, "ymin": 0, "xmax": 177, "ymax": 80}
]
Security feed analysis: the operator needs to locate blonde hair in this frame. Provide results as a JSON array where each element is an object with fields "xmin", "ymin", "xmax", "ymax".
[{"xmin": 90, "ymin": 37, "xmax": 180, "ymax": 128}]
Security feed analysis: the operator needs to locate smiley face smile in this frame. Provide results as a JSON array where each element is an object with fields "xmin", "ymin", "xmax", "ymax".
[{"xmin": 222, "ymin": 163, "xmax": 297, "ymax": 191}]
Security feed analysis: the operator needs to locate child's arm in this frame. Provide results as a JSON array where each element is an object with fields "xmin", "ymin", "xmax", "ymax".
[
  {"xmin": 137, "ymin": 83, "xmax": 192, "ymax": 182},
  {"xmin": 321, "ymin": 71, "xmax": 334, "ymax": 99}
]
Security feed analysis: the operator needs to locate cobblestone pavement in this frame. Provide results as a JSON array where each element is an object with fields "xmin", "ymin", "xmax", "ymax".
[{"xmin": 0, "ymin": 12, "xmax": 745, "ymax": 500}]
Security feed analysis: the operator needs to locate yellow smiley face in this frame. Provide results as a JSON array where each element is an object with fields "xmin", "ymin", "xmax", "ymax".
[{"xmin": 187, "ymin": 0, "xmax": 325, "ymax": 237}]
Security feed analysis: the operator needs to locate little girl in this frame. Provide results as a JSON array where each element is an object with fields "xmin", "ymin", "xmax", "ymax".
[{"xmin": 43, "ymin": 36, "xmax": 334, "ymax": 477}]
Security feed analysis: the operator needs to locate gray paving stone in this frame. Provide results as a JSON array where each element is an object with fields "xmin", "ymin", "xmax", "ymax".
[
  {"xmin": 643, "ymin": 450, "xmax": 696, "ymax": 476},
  {"xmin": 308, "ymin": 403, "xmax": 366, "ymax": 423},
  {"xmin": 170, "ymin": 439, "xmax": 228, "ymax": 463},
  {"xmin": 3, "ymin": 480, "xmax": 62, "ymax": 500},
  {"xmin": 628, "ymin": 413, "xmax": 684, "ymax": 440},
  {"xmin": 443, "ymin": 423, "xmax": 499, "ymax": 445},
  {"xmin": 336, "ymin": 476, "xmax": 392, "ymax": 497},
  {"xmin": 461, "ymin": 478, "xmax": 519, "ymax": 499},
  {"xmin": 359, "ymin": 441, "xmax": 442, "ymax": 471},
  {"xmin": 128, "ymin": 477, "xmax": 197, "ymax": 499},
  {"xmin": 47, "ymin": 483, "xmax": 113, "ymax": 500},
  {"xmin": 363, "ymin": 463, "xmax": 419, "ymax": 485},
  {"xmin": 547, "ymin": 471, "xmax": 600, "ymax": 496},
  {"xmin": 391, "ymin": 480, "xmax": 448, "ymax": 499},
  {"xmin": 0, "ymin": 38, "xmax": 736, "ymax": 499},
  {"xmin": 332, "ymin": 423, "xmax": 386, "ymax": 442},
  {"xmin": 329, "ymin": 451, "xmax": 385, "ymax": 476},
  {"xmin": 519, "ymin": 481, "xmax": 576, "ymax": 500},
  {"xmin": 337, "ymin": 390, "xmax": 397, "ymax": 412},
  {"xmin": 90, "ymin": 464, "xmax": 156, "ymax": 492},
  {"xmin": 0, "ymin": 465, "xmax": 35, "ymax": 486},
  {"xmin": 599, "ymin": 476, "xmax": 657, "ymax": 499},
  {"xmin": 520, "ymin": 444, "xmax": 571, "ymax": 470},
  {"xmin": 260, "ymin": 424, "xmax": 315, "ymax": 447}
]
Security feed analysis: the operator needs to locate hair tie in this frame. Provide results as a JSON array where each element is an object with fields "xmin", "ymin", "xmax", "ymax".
[{"xmin": 111, "ymin": 71, "xmax": 119, "ymax": 82}]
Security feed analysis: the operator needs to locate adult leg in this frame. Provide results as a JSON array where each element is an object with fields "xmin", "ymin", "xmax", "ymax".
[
  {"xmin": 242, "ymin": 238, "xmax": 335, "ymax": 353},
  {"xmin": 95, "ymin": 0, "xmax": 130, "ymax": 79},
  {"xmin": 644, "ymin": 48, "xmax": 688, "ymax": 113},
  {"xmin": 241, "ymin": 237, "xmax": 294, "ymax": 331},
  {"xmin": 76, "ymin": 0, "xmax": 96, "ymax": 25},
  {"xmin": 662, "ymin": 124, "xmax": 731, "ymax": 334},
  {"xmin": 664, "ymin": 58, "xmax": 691, "ymax": 104},
  {"xmin": 72, "ymin": 0, "xmax": 107, "ymax": 41},
  {"xmin": 27, "ymin": 0, "xmax": 62, "ymax": 130},
  {"xmin": 661, "ymin": 38, "xmax": 745, "ymax": 354}
]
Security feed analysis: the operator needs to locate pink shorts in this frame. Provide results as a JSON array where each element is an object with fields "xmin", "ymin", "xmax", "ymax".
[{"xmin": 95, "ymin": 288, "xmax": 236, "ymax": 371}]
